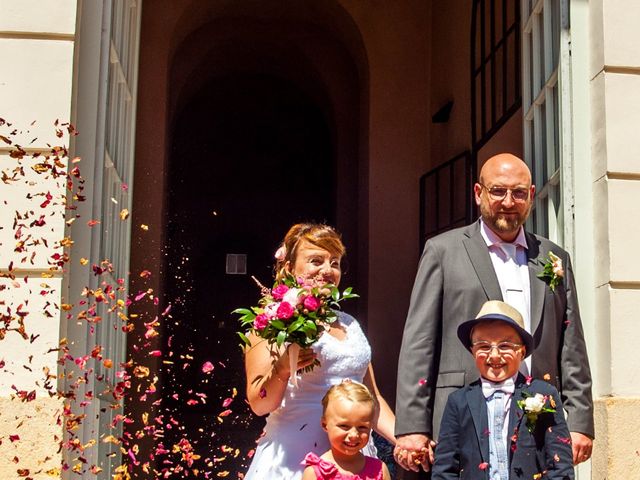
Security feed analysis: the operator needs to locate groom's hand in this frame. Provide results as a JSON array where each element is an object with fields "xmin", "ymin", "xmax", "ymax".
[
  {"xmin": 571, "ymin": 432, "xmax": 593, "ymax": 465},
  {"xmin": 394, "ymin": 433, "xmax": 434, "ymax": 472}
]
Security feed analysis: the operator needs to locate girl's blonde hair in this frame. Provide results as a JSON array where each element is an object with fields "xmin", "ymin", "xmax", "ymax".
[
  {"xmin": 321, "ymin": 379, "xmax": 377, "ymax": 417},
  {"xmin": 274, "ymin": 223, "xmax": 346, "ymax": 282}
]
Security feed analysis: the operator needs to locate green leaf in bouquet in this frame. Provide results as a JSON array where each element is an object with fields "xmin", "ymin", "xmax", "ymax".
[
  {"xmin": 331, "ymin": 287, "xmax": 340, "ymax": 302},
  {"xmin": 280, "ymin": 274, "xmax": 297, "ymax": 288},
  {"xmin": 341, "ymin": 287, "xmax": 359, "ymax": 300},
  {"xmin": 237, "ymin": 331, "xmax": 251, "ymax": 347},
  {"xmin": 301, "ymin": 337, "xmax": 317, "ymax": 349},
  {"xmin": 233, "ymin": 307, "xmax": 257, "ymax": 323},
  {"xmin": 276, "ymin": 329, "xmax": 287, "ymax": 347},
  {"xmin": 287, "ymin": 318, "xmax": 305, "ymax": 333},
  {"xmin": 240, "ymin": 318, "xmax": 256, "ymax": 328},
  {"xmin": 303, "ymin": 320, "xmax": 318, "ymax": 337},
  {"xmin": 270, "ymin": 319, "xmax": 286, "ymax": 330},
  {"xmin": 325, "ymin": 311, "xmax": 338, "ymax": 323}
]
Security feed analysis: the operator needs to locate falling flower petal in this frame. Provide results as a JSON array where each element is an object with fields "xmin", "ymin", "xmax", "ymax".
[
  {"xmin": 202, "ymin": 361, "xmax": 214, "ymax": 374},
  {"xmin": 0, "ymin": 121, "xmax": 261, "ymax": 479}
]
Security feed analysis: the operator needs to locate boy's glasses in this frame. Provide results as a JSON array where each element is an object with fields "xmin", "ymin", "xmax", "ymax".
[
  {"xmin": 471, "ymin": 341, "xmax": 523, "ymax": 355},
  {"xmin": 479, "ymin": 184, "xmax": 530, "ymax": 202}
]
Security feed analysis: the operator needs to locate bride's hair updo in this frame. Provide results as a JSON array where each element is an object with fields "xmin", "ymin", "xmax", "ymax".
[
  {"xmin": 274, "ymin": 223, "xmax": 346, "ymax": 282},
  {"xmin": 321, "ymin": 379, "xmax": 378, "ymax": 417}
]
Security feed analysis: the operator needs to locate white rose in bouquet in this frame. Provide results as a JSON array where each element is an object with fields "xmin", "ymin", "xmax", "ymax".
[{"xmin": 283, "ymin": 287, "xmax": 303, "ymax": 306}]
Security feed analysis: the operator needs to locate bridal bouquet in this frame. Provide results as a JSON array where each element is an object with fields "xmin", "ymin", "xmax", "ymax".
[{"xmin": 234, "ymin": 273, "xmax": 358, "ymax": 374}]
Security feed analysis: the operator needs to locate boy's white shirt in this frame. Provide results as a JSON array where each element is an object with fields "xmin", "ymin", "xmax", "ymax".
[{"xmin": 481, "ymin": 373, "xmax": 519, "ymax": 478}]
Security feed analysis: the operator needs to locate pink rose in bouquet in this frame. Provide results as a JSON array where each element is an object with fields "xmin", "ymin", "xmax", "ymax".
[
  {"xmin": 253, "ymin": 313, "xmax": 269, "ymax": 330},
  {"xmin": 303, "ymin": 295, "xmax": 321, "ymax": 311},
  {"xmin": 271, "ymin": 284, "xmax": 289, "ymax": 300},
  {"xmin": 276, "ymin": 301, "xmax": 295, "ymax": 320}
]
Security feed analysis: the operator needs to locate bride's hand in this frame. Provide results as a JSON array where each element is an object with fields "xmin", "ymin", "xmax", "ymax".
[
  {"xmin": 294, "ymin": 347, "xmax": 317, "ymax": 370},
  {"xmin": 273, "ymin": 345, "xmax": 316, "ymax": 378}
]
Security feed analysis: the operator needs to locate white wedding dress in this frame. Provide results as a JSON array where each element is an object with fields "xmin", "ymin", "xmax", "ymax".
[{"xmin": 244, "ymin": 311, "xmax": 376, "ymax": 480}]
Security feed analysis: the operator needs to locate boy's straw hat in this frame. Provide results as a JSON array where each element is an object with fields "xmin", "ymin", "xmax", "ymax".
[{"xmin": 457, "ymin": 300, "xmax": 534, "ymax": 358}]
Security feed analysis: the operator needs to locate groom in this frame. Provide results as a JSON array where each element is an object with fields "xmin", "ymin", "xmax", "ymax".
[{"xmin": 394, "ymin": 153, "xmax": 593, "ymax": 472}]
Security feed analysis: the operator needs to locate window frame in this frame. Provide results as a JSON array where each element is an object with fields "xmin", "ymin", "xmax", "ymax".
[
  {"xmin": 471, "ymin": 0, "xmax": 522, "ymax": 150},
  {"xmin": 521, "ymin": 0, "xmax": 574, "ymax": 251}
]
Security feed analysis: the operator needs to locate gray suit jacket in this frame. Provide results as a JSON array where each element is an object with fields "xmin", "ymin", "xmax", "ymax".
[{"xmin": 395, "ymin": 221, "xmax": 594, "ymax": 439}]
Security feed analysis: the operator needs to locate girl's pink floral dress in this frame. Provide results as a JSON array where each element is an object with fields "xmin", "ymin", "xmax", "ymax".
[{"xmin": 302, "ymin": 452, "xmax": 384, "ymax": 480}]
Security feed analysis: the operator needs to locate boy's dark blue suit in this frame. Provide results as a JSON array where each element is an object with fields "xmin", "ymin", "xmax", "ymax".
[{"xmin": 432, "ymin": 374, "xmax": 574, "ymax": 480}]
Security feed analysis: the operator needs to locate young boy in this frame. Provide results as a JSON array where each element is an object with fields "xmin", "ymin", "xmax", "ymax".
[{"xmin": 432, "ymin": 300, "xmax": 574, "ymax": 480}]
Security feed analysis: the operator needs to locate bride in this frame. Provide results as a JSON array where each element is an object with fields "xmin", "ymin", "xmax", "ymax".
[{"xmin": 243, "ymin": 223, "xmax": 396, "ymax": 479}]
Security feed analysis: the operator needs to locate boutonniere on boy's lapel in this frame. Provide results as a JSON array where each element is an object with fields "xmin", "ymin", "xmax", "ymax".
[
  {"xmin": 516, "ymin": 392, "xmax": 556, "ymax": 433},
  {"xmin": 538, "ymin": 251, "xmax": 564, "ymax": 292}
]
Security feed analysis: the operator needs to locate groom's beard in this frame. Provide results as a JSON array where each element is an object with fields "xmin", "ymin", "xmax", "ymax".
[{"xmin": 480, "ymin": 202, "xmax": 531, "ymax": 236}]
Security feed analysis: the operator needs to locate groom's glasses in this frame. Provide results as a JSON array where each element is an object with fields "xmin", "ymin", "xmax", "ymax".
[
  {"xmin": 479, "ymin": 184, "xmax": 530, "ymax": 202},
  {"xmin": 471, "ymin": 341, "xmax": 523, "ymax": 355}
]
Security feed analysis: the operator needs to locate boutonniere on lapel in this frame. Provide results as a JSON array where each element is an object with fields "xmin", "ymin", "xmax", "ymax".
[
  {"xmin": 537, "ymin": 251, "xmax": 564, "ymax": 292},
  {"xmin": 516, "ymin": 392, "xmax": 556, "ymax": 433}
]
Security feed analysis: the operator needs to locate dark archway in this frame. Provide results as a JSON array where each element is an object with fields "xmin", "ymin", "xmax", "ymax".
[
  {"xmin": 161, "ymin": 72, "xmax": 335, "ymax": 473},
  {"xmin": 130, "ymin": 2, "xmax": 367, "ymax": 476}
]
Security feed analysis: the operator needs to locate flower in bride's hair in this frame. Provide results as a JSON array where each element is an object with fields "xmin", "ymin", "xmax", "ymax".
[
  {"xmin": 276, "ymin": 302, "xmax": 295, "ymax": 320},
  {"xmin": 253, "ymin": 314, "xmax": 269, "ymax": 330},
  {"xmin": 302, "ymin": 295, "xmax": 321, "ymax": 311},
  {"xmin": 274, "ymin": 245, "xmax": 286, "ymax": 261},
  {"xmin": 271, "ymin": 284, "xmax": 289, "ymax": 300}
]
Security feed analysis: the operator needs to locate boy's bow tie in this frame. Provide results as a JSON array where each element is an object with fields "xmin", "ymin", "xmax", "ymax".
[{"xmin": 481, "ymin": 378, "xmax": 515, "ymax": 398}]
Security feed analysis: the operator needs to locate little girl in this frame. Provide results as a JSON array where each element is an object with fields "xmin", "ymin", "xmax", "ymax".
[{"xmin": 301, "ymin": 380, "xmax": 391, "ymax": 480}]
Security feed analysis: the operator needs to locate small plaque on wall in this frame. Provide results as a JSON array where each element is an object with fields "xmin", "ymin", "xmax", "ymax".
[{"xmin": 226, "ymin": 254, "xmax": 247, "ymax": 275}]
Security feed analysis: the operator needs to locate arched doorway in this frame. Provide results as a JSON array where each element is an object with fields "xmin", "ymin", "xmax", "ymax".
[
  {"xmin": 130, "ymin": 2, "xmax": 367, "ymax": 476},
  {"xmin": 162, "ymin": 71, "xmax": 336, "ymax": 472}
]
